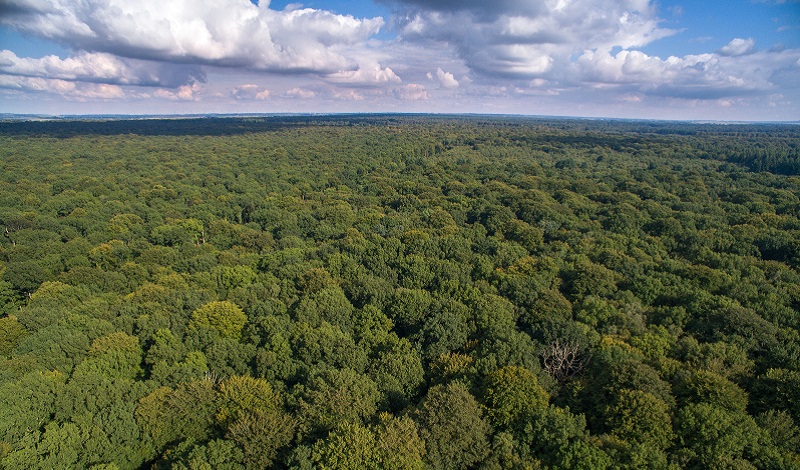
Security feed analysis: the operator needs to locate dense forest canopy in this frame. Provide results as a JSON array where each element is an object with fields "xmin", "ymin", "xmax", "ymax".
[{"xmin": 0, "ymin": 115, "xmax": 799, "ymax": 469}]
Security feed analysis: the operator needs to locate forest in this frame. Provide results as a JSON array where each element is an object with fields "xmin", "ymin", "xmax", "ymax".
[{"xmin": 0, "ymin": 114, "xmax": 799, "ymax": 469}]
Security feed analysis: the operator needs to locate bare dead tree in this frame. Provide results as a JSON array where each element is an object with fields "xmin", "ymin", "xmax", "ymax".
[
  {"xmin": 541, "ymin": 340, "xmax": 590, "ymax": 383},
  {"xmin": 193, "ymin": 229, "xmax": 206, "ymax": 246},
  {"xmin": 203, "ymin": 370, "xmax": 226, "ymax": 386},
  {"xmin": 3, "ymin": 226, "xmax": 17, "ymax": 246}
]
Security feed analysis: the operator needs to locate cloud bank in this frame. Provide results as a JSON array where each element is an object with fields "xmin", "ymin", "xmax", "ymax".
[
  {"xmin": 383, "ymin": 0, "xmax": 675, "ymax": 78},
  {"xmin": 0, "ymin": 0, "xmax": 797, "ymax": 119},
  {"xmin": 0, "ymin": 50, "xmax": 203, "ymax": 87},
  {"xmin": 380, "ymin": 0, "xmax": 799, "ymax": 107},
  {"xmin": 1, "ymin": 0, "xmax": 383, "ymax": 73}
]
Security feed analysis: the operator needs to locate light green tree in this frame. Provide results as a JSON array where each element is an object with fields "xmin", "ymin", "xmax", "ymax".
[{"xmin": 190, "ymin": 301, "xmax": 248, "ymax": 340}]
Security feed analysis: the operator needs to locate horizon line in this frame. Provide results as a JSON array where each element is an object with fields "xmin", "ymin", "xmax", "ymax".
[{"xmin": 1, "ymin": 112, "xmax": 799, "ymax": 126}]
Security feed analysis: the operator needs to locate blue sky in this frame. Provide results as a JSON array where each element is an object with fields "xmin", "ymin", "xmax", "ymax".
[{"xmin": 1, "ymin": 0, "xmax": 798, "ymax": 120}]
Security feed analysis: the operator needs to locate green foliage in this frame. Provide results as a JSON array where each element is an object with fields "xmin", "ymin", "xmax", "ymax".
[
  {"xmin": 674, "ymin": 369, "xmax": 749, "ymax": 413},
  {"xmin": 1, "ymin": 421, "xmax": 84, "ymax": 470},
  {"xmin": 0, "ymin": 315, "xmax": 27, "ymax": 357},
  {"xmin": 387, "ymin": 287, "xmax": 432, "ymax": 331},
  {"xmin": 483, "ymin": 365, "xmax": 550, "ymax": 433},
  {"xmin": 675, "ymin": 403, "xmax": 759, "ymax": 469},
  {"xmin": 413, "ymin": 298, "xmax": 472, "ymax": 361},
  {"xmin": 753, "ymin": 368, "xmax": 800, "ymax": 422},
  {"xmin": 14, "ymin": 313, "xmax": 115, "ymax": 375},
  {"xmin": 169, "ymin": 439, "xmax": 245, "ymax": 470},
  {"xmin": 294, "ymin": 286, "xmax": 355, "ymax": 333},
  {"xmin": 563, "ymin": 256, "xmax": 619, "ymax": 300},
  {"xmin": 604, "ymin": 389, "xmax": 673, "ymax": 449},
  {"xmin": 214, "ymin": 375, "xmax": 295, "ymax": 468},
  {"xmin": 413, "ymin": 381, "xmax": 491, "ymax": 470},
  {"xmin": 0, "ymin": 370, "xmax": 66, "ymax": 444},
  {"xmin": 84, "ymin": 331, "xmax": 144, "ymax": 379},
  {"xmin": 310, "ymin": 415, "xmax": 426, "ymax": 470},
  {"xmin": 136, "ymin": 380, "xmax": 218, "ymax": 456},
  {"xmin": 226, "ymin": 407, "xmax": 294, "ymax": 469},
  {"xmin": 216, "ymin": 375, "xmax": 282, "ymax": 425},
  {"xmin": 52, "ymin": 363, "xmax": 149, "ymax": 467},
  {"xmin": 584, "ymin": 344, "xmax": 675, "ymax": 424},
  {"xmin": 368, "ymin": 336, "xmax": 425, "ymax": 409},
  {"xmin": 756, "ymin": 410, "xmax": 800, "ymax": 464},
  {"xmin": 522, "ymin": 405, "xmax": 611, "ymax": 470},
  {"xmin": 291, "ymin": 321, "xmax": 368, "ymax": 373},
  {"xmin": 211, "ymin": 265, "xmax": 257, "ymax": 293},
  {"xmin": 16, "ymin": 281, "xmax": 91, "ymax": 330},
  {"xmin": 189, "ymin": 301, "xmax": 248, "ymax": 340},
  {"xmin": 372, "ymin": 415, "xmax": 428, "ymax": 470},
  {"xmin": 1, "ymin": 116, "xmax": 799, "ymax": 468},
  {"xmin": 2, "ymin": 261, "xmax": 50, "ymax": 294},
  {"xmin": 297, "ymin": 368, "xmax": 380, "ymax": 437}
]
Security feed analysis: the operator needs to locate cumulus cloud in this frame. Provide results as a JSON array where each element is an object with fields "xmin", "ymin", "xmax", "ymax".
[
  {"xmin": 718, "ymin": 38, "xmax": 756, "ymax": 56},
  {"xmin": 0, "ymin": 75, "xmax": 77, "ymax": 94},
  {"xmin": 285, "ymin": 87, "xmax": 316, "ymax": 98},
  {"xmin": 384, "ymin": 0, "xmax": 675, "ymax": 79},
  {"xmin": 0, "ymin": 74, "xmax": 126, "ymax": 100},
  {"xmin": 574, "ymin": 46, "xmax": 800, "ymax": 99},
  {"xmin": 153, "ymin": 83, "xmax": 202, "ymax": 101},
  {"xmin": 0, "ymin": 50, "xmax": 203, "ymax": 87},
  {"xmin": 513, "ymin": 84, "xmax": 560, "ymax": 96},
  {"xmin": 333, "ymin": 89, "xmax": 365, "ymax": 100},
  {"xmin": 435, "ymin": 67, "xmax": 459, "ymax": 88},
  {"xmin": 0, "ymin": 0, "xmax": 797, "ymax": 115},
  {"xmin": 326, "ymin": 64, "xmax": 401, "ymax": 86},
  {"xmin": 379, "ymin": 0, "xmax": 799, "ymax": 103},
  {"xmin": 0, "ymin": 0, "xmax": 384, "ymax": 74},
  {"xmin": 394, "ymin": 83, "xmax": 430, "ymax": 100},
  {"xmin": 231, "ymin": 84, "xmax": 270, "ymax": 100}
]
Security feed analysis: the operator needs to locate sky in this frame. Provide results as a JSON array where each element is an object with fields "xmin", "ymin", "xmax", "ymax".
[{"xmin": 0, "ymin": 0, "xmax": 798, "ymax": 120}]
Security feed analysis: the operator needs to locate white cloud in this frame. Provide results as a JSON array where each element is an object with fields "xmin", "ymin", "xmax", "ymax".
[
  {"xmin": 0, "ymin": 75, "xmax": 76, "ymax": 94},
  {"xmin": 573, "ymin": 46, "xmax": 800, "ymax": 99},
  {"xmin": 333, "ymin": 89, "xmax": 365, "ymax": 100},
  {"xmin": 285, "ymin": 87, "xmax": 316, "ymax": 98},
  {"xmin": 326, "ymin": 64, "xmax": 401, "ymax": 86},
  {"xmin": 0, "ymin": 74, "xmax": 126, "ymax": 99},
  {"xmin": 389, "ymin": 0, "xmax": 675, "ymax": 79},
  {"xmin": 394, "ymin": 83, "xmax": 430, "ymax": 100},
  {"xmin": 154, "ymin": 83, "xmax": 202, "ymax": 101},
  {"xmin": 231, "ymin": 84, "xmax": 270, "ymax": 100},
  {"xmin": 718, "ymin": 38, "xmax": 756, "ymax": 56},
  {"xmin": 0, "ymin": 49, "xmax": 203, "ymax": 87},
  {"xmin": 513, "ymin": 84, "xmax": 560, "ymax": 96},
  {"xmin": 435, "ymin": 67, "xmax": 459, "ymax": 88},
  {"xmin": 1, "ymin": 0, "xmax": 384, "ymax": 74},
  {"xmin": 76, "ymin": 84, "xmax": 126, "ymax": 100},
  {"xmin": 0, "ymin": 0, "xmax": 797, "ymax": 118}
]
